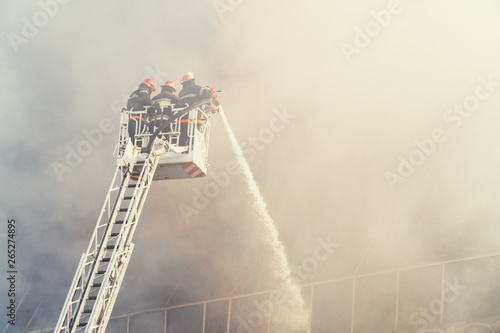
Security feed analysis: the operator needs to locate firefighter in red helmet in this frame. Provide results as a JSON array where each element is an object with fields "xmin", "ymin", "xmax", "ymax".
[
  {"xmin": 126, "ymin": 78, "xmax": 157, "ymax": 145},
  {"xmin": 148, "ymin": 80, "xmax": 180, "ymax": 135},
  {"xmin": 152, "ymin": 80, "xmax": 179, "ymax": 106}
]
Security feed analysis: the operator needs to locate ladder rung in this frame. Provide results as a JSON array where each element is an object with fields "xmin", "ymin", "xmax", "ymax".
[{"xmin": 55, "ymin": 151, "xmax": 161, "ymax": 332}]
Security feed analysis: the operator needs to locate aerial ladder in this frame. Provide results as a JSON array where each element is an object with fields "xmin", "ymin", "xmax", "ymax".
[{"xmin": 54, "ymin": 99, "xmax": 219, "ymax": 333}]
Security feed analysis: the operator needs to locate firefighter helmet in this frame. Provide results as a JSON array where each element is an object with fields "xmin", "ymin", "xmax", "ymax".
[
  {"xmin": 142, "ymin": 78, "xmax": 156, "ymax": 92},
  {"xmin": 180, "ymin": 72, "xmax": 195, "ymax": 84},
  {"xmin": 162, "ymin": 80, "xmax": 176, "ymax": 92}
]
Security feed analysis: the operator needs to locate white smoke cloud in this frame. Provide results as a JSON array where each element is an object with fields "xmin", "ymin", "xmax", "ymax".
[{"xmin": 2, "ymin": 0, "xmax": 500, "ymax": 331}]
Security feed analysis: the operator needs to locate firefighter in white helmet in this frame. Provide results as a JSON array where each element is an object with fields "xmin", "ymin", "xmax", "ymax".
[
  {"xmin": 177, "ymin": 73, "xmax": 219, "ymax": 146},
  {"xmin": 178, "ymin": 72, "xmax": 213, "ymax": 106}
]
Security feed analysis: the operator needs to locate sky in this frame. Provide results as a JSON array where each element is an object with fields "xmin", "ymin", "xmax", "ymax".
[{"xmin": 1, "ymin": 0, "xmax": 500, "ymax": 332}]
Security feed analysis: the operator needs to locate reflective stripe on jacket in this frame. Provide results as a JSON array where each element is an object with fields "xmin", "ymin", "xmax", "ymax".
[{"xmin": 149, "ymin": 114, "xmax": 170, "ymax": 123}]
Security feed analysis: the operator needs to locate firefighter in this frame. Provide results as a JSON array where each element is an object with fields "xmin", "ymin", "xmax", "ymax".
[
  {"xmin": 177, "ymin": 73, "xmax": 218, "ymax": 146},
  {"xmin": 148, "ymin": 80, "xmax": 179, "ymax": 136},
  {"xmin": 126, "ymin": 78, "xmax": 157, "ymax": 145},
  {"xmin": 178, "ymin": 72, "xmax": 213, "ymax": 106}
]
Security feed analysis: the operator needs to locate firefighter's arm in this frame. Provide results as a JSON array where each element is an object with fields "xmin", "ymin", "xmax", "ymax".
[
  {"xmin": 136, "ymin": 91, "xmax": 154, "ymax": 106},
  {"xmin": 197, "ymin": 86, "xmax": 211, "ymax": 100}
]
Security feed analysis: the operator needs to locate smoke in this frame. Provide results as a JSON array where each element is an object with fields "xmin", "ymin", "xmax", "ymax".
[{"xmin": 1, "ymin": 0, "xmax": 500, "ymax": 331}]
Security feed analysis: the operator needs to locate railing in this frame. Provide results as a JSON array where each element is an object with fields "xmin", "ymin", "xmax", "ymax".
[
  {"xmin": 28, "ymin": 252, "xmax": 497, "ymax": 333},
  {"xmin": 114, "ymin": 105, "xmax": 213, "ymax": 159}
]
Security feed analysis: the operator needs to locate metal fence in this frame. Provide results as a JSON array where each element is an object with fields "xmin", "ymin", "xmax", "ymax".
[{"xmin": 27, "ymin": 252, "xmax": 500, "ymax": 333}]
